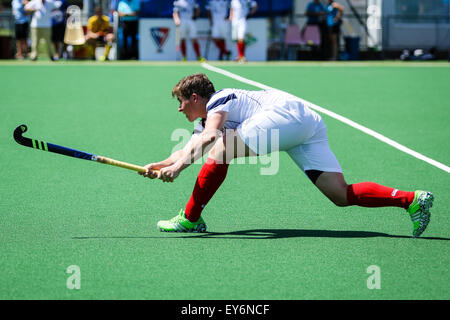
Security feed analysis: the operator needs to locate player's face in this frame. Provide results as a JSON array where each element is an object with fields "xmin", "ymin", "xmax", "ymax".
[{"xmin": 177, "ymin": 95, "xmax": 198, "ymax": 122}]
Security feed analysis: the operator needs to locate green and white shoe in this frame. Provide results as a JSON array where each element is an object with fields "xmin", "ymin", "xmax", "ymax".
[
  {"xmin": 157, "ymin": 209, "xmax": 207, "ymax": 233},
  {"xmin": 407, "ymin": 190, "xmax": 434, "ymax": 237}
]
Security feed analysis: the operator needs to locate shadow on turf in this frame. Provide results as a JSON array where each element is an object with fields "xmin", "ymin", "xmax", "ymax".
[{"xmin": 73, "ymin": 229, "xmax": 450, "ymax": 241}]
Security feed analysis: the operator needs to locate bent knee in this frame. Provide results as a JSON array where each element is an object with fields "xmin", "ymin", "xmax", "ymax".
[
  {"xmin": 324, "ymin": 190, "xmax": 349, "ymax": 207},
  {"xmin": 331, "ymin": 197, "xmax": 349, "ymax": 207}
]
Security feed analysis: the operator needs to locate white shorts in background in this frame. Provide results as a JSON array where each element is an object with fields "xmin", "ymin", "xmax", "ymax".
[
  {"xmin": 237, "ymin": 100, "xmax": 342, "ymax": 173},
  {"xmin": 231, "ymin": 18, "xmax": 247, "ymax": 40},
  {"xmin": 211, "ymin": 20, "xmax": 229, "ymax": 39},
  {"xmin": 179, "ymin": 20, "xmax": 198, "ymax": 39}
]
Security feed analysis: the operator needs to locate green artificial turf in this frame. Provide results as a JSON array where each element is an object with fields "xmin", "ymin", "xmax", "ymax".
[{"xmin": 0, "ymin": 61, "xmax": 449, "ymax": 300}]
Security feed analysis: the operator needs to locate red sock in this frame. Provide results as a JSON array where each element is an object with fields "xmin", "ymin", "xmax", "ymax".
[
  {"xmin": 237, "ymin": 41, "xmax": 245, "ymax": 57},
  {"xmin": 185, "ymin": 158, "xmax": 229, "ymax": 222},
  {"xmin": 213, "ymin": 39, "xmax": 225, "ymax": 55},
  {"xmin": 347, "ymin": 182, "xmax": 414, "ymax": 209},
  {"xmin": 180, "ymin": 39, "xmax": 187, "ymax": 58},
  {"xmin": 193, "ymin": 41, "xmax": 201, "ymax": 58}
]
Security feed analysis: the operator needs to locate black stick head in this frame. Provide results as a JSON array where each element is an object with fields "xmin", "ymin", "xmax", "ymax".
[{"xmin": 14, "ymin": 124, "xmax": 31, "ymax": 146}]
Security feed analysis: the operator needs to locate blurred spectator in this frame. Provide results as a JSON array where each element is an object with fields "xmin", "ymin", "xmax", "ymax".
[
  {"xmin": 51, "ymin": 0, "xmax": 68, "ymax": 59},
  {"xmin": 305, "ymin": 0, "xmax": 327, "ymax": 59},
  {"xmin": 173, "ymin": 0, "xmax": 205, "ymax": 61},
  {"xmin": 12, "ymin": 0, "xmax": 30, "ymax": 59},
  {"xmin": 229, "ymin": 0, "xmax": 257, "ymax": 62},
  {"xmin": 206, "ymin": 0, "xmax": 231, "ymax": 61},
  {"xmin": 86, "ymin": 6, "xmax": 115, "ymax": 61},
  {"xmin": 325, "ymin": 0, "xmax": 344, "ymax": 60},
  {"xmin": 306, "ymin": 0, "xmax": 326, "ymax": 25},
  {"xmin": 25, "ymin": 0, "xmax": 62, "ymax": 61},
  {"xmin": 117, "ymin": 0, "xmax": 139, "ymax": 59}
]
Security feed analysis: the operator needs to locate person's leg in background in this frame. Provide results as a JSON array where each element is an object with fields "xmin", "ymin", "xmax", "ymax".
[
  {"xmin": 30, "ymin": 27, "xmax": 39, "ymax": 61},
  {"xmin": 129, "ymin": 20, "xmax": 138, "ymax": 59}
]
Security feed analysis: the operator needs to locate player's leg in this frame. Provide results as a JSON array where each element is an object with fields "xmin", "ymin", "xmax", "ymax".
[
  {"xmin": 314, "ymin": 171, "xmax": 433, "ymax": 237},
  {"xmin": 186, "ymin": 130, "xmax": 256, "ymax": 216},
  {"xmin": 130, "ymin": 20, "xmax": 138, "ymax": 59},
  {"xmin": 101, "ymin": 33, "xmax": 114, "ymax": 61},
  {"xmin": 178, "ymin": 106, "xmax": 315, "ymax": 228},
  {"xmin": 236, "ymin": 19, "xmax": 247, "ymax": 62},
  {"xmin": 287, "ymin": 130, "xmax": 433, "ymax": 237},
  {"xmin": 313, "ymin": 171, "xmax": 415, "ymax": 208},
  {"xmin": 15, "ymin": 24, "xmax": 24, "ymax": 58},
  {"xmin": 212, "ymin": 22, "xmax": 229, "ymax": 60},
  {"xmin": 211, "ymin": 24, "xmax": 225, "ymax": 60},
  {"xmin": 157, "ymin": 130, "xmax": 254, "ymax": 232},
  {"xmin": 41, "ymin": 27, "xmax": 56, "ymax": 60},
  {"xmin": 179, "ymin": 22, "xmax": 188, "ymax": 60},
  {"xmin": 191, "ymin": 38, "xmax": 202, "ymax": 61},
  {"xmin": 30, "ymin": 27, "xmax": 39, "ymax": 60},
  {"xmin": 231, "ymin": 20, "xmax": 242, "ymax": 61},
  {"xmin": 121, "ymin": 21, "xmax": 130, "ymax": 59},
  {"xmin": 329, "ymin": 30, "xmax": 338, "ymax": 60},
  {"xmin": 189, "ymin": 21, "xmax": 204, "ymax": 61}
]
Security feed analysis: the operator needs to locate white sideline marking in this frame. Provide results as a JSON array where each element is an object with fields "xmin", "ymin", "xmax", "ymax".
[{"xmin": 201, "ymin": 62, "xmax": 450, "ymax": 174}]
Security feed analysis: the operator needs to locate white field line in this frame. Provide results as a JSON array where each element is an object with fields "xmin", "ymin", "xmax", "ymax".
[{"xmin": 201, "ymin": 62, "xmax": 450, "ymax": 174}]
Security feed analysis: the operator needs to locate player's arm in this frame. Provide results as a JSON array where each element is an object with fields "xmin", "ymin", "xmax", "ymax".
[
  {"xmin": 139, "ymin": 149, "xmax": 184, "ymax": 178},
  {"xmin": 228, "ymin": 7, "xmax": 233, "ymax": 20},
  {"xmin": 247, "ymin": 2, "xmax": 258, "ymax": 19},
  {"xmin": 155, "ymin": 112, "xmax": 228, "ymax": 182},
  {"xmin": 85, "ymin": 18, "xmax": 98, "ymax": 39},
  {"xmin": 24, "ymin": 1, "xmax": 37, "ymax": 13},
  {"xmin": 173, "ymin": 10, "xmax": 181, "ymax": 26},
  {"xmin": 333, "ymin": 2, "xmax": 344, "ymax": 20},
  {"xmin": 175, "ymin": 112, "xmax": 227, "ymax": 170}
]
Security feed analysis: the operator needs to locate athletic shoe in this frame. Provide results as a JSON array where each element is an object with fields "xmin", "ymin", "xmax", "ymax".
[
  {"xmin": 198, "ymin": 56, "xmax": 207, "ymax": 62},
  {"xmin": 407, "ymin": 190, "xmax": 434, "ymax": 237},
  {"xmin": 182, "ymin": 56, "xmax": 187, "ymax": 62},
  {"xmin": 157, "ymin": 209, "xmax": 207, "ymax": 233}
]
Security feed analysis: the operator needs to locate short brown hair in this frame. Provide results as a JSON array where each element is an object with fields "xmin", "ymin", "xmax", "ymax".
[{"xmin": 172, "ymin": 73, "xmax": 215, "ymax": 100}]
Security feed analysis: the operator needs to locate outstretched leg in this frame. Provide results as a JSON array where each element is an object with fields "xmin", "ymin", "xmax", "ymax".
[
  {"xmin": 313, "ymin": 171, "xmax": 433, "ymax": 237},
  {"xmin": 314, "ymin": 172, "xmax": 415, "ymax": 209}
]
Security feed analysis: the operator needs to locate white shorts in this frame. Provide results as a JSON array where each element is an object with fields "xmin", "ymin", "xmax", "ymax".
[
  {"xmin": 211, "ymin": 20, "xmax": 229, "ymax": 39},
  {"xmin": 237, "ymin": 101, "xmax": 342, "ymax": 173},
  {"xmin": 179, "ymin": 20, "xmax": 197, "ymax": 39},
  {"xmin": 231, "ymin": 18, "xmax": 247, "ymax": 40}
]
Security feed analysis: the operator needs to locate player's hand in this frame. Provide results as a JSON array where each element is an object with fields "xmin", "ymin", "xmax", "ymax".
[
  {"xmin": 158, "ymin": 164, "xmax": 181, "ymax": 183},
  {"xmin": 140, "ymin": 163, "xmax": 163, "ymax": 179}
]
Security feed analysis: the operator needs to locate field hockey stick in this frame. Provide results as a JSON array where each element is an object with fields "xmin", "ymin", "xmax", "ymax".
[{"xmin": 14, "ymin": 124, "xmax": 158, "ymax": 174}]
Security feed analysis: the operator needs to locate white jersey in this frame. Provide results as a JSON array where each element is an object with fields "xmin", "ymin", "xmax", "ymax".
[
  {"xmin": 25, "ymin": 0, "xmax": 61, "ymax": 28},
  {"xmin": 194, "ymin": 88, "xmax": 321, "ymax": 133},
  {"xmin": 230, "ymin": 0, "xmax": 257, "ymax": 20},
  {"xmin": 206, "ymin": 0, "xmax": 230, "ymax": 21},
  {"xmin": 173, "ymin": 0, "xmax": 199, "ymax": 21},
  {"xmin": 192, "ymin": 88, "xmax": 341, "ymax": 173}
]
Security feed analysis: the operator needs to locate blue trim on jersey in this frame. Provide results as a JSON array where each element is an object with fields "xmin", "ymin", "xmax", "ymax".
[{"xmin": 207, "ymin": 93, "xmax": 237, "ymax": 112}]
